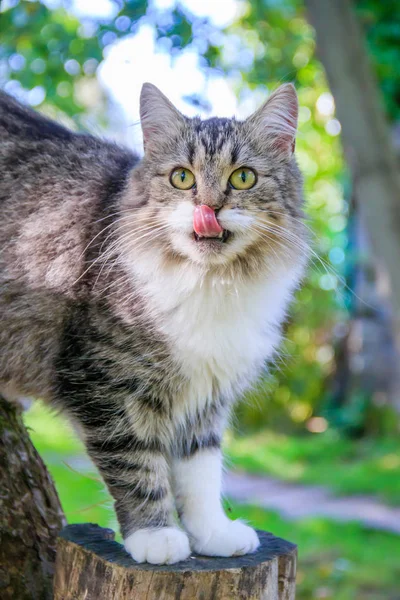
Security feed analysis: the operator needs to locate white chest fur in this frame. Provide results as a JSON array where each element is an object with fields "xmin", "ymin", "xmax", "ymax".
[{"xmin": 130, "ymin": 257, "xmax": 299, "ymax": 410}]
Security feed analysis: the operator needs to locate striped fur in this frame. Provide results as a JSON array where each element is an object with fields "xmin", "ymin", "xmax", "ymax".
[{"xmin": 0, "ymin": 84, "xmax": 307, "ymax": 563}]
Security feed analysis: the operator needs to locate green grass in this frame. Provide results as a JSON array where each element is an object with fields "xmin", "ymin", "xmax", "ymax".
[
  {"xmin": 24, "ymin": 403, "xmax": 400, "ymax": 599},
  {"xmin": 227, "ymin": 503, "xmax": 400, "ymax": 600},
  {"xmin": 225, "ymin": 429, "xmax": 400, "ymax": 505}
]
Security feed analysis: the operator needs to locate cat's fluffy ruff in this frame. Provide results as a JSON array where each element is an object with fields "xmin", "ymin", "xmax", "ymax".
[{"xmin": 0, "ymin": 83, "xmax": 307, "ymax": 564}]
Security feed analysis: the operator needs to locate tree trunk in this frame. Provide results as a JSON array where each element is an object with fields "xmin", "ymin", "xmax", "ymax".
[
  {"xmin": 304, "ymin": 0, "xmax": 400, "ymax": 323},
  {"xmin": 329, "ymin": 192, "xmax": 400, "ymax": 427},
  {"xmin": 0, "ymin": 395, "xmax": 66, "ymax": 600},
  {"xmin": 54, "ymin": 523, "xmax": 297, "ymax": 600}
]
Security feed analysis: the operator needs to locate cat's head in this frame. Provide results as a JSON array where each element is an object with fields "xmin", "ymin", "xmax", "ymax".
[{"xmin": 122, "ymin": 83, "xmax": 307, "ymax": 278}]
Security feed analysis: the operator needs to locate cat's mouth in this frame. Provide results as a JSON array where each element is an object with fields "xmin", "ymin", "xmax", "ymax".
[{"xmin": 193, "ymin": 230, "xmax": 231, "ymax": 243}]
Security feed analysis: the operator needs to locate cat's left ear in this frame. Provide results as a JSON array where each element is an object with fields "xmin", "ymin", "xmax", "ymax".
[
  {"xmin": 140, "ymin": 83, "xmax": 186, "ymax": 153},
  {"xmin": 247, "ymin": 83, "xmax": 298, "ymax": 159}
]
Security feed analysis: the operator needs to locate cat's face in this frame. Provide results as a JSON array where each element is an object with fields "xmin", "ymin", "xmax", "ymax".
[{"xmin": 123, "ymin": 83, "xmax": 306, "ymax": 276}]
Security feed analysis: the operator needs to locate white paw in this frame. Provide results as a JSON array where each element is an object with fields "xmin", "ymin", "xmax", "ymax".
[
  {"xmin": 191, "ymin": 519, "xmax": 260, "ymax": 557},
  {"xmin": 124, "ymin": 527, "xmax": 191, "ymax": 565}
]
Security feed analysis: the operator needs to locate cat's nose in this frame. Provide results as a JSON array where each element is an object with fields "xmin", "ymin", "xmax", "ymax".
[{"xmin": 195, "ymin": 196, "xmax": 224, "ymax": 211}]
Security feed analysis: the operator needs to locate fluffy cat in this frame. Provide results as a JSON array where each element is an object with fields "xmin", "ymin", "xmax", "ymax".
[{"xmin": 0, "ymin": 83, "xmax": 307, "ymax": 564}]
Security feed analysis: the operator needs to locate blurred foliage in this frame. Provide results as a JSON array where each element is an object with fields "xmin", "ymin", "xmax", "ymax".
[
  {"xmin": 0, "ymin": 0, "xmax": 193, "ymax": 121},
  {"xmin": 1, "ymin": 0, "xmax": 399, "ymax": 435},
  {"xmin": 225, "ymin": 428, "xmax": 400, "ymax": 504},
  {"xmin": 1, "ymin": 0, "xmax": 104, "ymax": 116}
]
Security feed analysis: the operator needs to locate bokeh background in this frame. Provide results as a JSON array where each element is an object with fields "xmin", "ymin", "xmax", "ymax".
[{"xmin": 1, "ymin": 0, "xmax": 400, "ymax": 598}]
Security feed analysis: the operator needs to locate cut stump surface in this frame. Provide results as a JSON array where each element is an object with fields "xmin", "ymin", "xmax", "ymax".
[{"xmin": 54, "ymin": 523, "xmax": 297, "ymax": 600}]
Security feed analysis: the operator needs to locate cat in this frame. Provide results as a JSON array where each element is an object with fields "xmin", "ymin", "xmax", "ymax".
[{"xmin": 0, "ymin": 82, "xmax": 308, "ymax": 565}]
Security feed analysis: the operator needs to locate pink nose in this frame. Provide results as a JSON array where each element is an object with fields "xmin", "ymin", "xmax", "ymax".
[{"xmin": 193, "ymin": 205, "xmax": 223, "ymax": 237}]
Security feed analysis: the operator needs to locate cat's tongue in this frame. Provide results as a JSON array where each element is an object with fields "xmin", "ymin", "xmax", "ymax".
[{"xmin": 193, "ymin": 205, "xmax": 223, "ymax": 237}]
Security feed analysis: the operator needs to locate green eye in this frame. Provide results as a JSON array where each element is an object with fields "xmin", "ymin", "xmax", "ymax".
[
  {"xmin": 229, "ymin": 167, "xmax": 257, "ymax": 190},
  {"xmin": 170, "ymin": 167, "xmax": 195, "ymax": 190}
]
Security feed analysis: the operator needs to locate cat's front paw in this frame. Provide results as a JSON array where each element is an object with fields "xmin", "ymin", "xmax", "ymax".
[
  {"xmin": 191, "ymin": 519, "xmax": 260, "ymax": 557},
  {"xmin": 124, "ymin": 527, "xmax": 191, "ymax": 565}
]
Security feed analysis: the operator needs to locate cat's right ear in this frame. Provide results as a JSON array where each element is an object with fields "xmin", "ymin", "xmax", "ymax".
[{"xmin": 140, "ymin": 83, "xmax": 186, "ymax": 153}]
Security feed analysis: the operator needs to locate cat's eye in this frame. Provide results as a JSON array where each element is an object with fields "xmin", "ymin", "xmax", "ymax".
[
  {"xmin": 229, "ymin": 167, "xmax": 257, "ymax": 190},
  {"xmin": 170, "ymin": 167, "xmax": 195, "ymax": 190}
]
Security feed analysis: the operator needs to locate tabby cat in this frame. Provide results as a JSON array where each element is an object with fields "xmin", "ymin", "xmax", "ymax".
[{"xmin": 0, "ymin": 83, "xmax": 307, "ymax": 564}]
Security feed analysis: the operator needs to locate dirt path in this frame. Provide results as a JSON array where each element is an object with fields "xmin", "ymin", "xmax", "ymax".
[{"xmin": 224, "ymin": 471, "xmax": 400, "ymax": 535}]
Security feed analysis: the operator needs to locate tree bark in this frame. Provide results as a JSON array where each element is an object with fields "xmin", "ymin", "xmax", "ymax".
[
  {"xmin": 330, "ymin": 193, "xmax": 400, "ymax": 424},
  {"xmin": 304, "ymin": 0, "xmax": 400, "ymax": 321},
  {"xmin": 0, "ymin": 395, "xmax": 66, "ymax": 600},
  {"xmin": 54, "ymin": 523, "xmax": 297, "ymax": 600}
]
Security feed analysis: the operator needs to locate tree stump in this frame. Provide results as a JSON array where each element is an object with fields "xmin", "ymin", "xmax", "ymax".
[{"xmin": 54, "ymin": 523, "xmax": 297, "ymax": 600}]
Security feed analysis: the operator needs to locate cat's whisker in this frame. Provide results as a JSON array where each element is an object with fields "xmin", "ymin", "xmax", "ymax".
[
  {"xmin": 251, "ymin": 227, "xmax": 312, "ymax": 267},
  {"xmin": 95, "ymin": 221, "xmax": 166, "ymax": 258},
  {"xmin": 76, "ymin": 221, "xmax": 172, "ymax": 284},
  {"xmin": 93, "ymin": 231, "xmax": 170, "ymax": 289},
  {"xmin": 238, "ymin": 223, "xmax": 308, "ymax": 271},
  {"xmin": 96, "ymin": 233, "xmax": 169, "ymax": 276},
  {"xmin": 81, "ymin": 213, "xmax": 172, "ymax": 260},
  {"xmin": 254, "ymin": 222, "xmax": 327, "ymax": 268},
  {"xmin": 103, "ymin": 222, "xmax": 171, "ymax": 256},
  {"xmin": 250, "ymin": 222, "xmax": 349, "ymax": 295},
  {"xmin": 251, "ymin": 222, "xmax": 312, "ymax": 255},
  {"xmin": 79, "ymin": 218, "xmax": 134, "ymax": 261},
  {"xmin": 249, "ymin": 208, "xmax": 315, "ymax": 234},
  {"xmin": 238, "ymin": 223, "xmax": 289, "ymax": 270},
  {"xmin": 255, "ymin": 220, "xmax": 370, "ymax": 306},
  {"xmin": 93, "ymin": 226, "xmax": 172, "ymax": 282}
]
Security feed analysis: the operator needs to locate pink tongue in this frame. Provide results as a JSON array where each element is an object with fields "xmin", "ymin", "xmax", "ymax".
[{"xmin": 193, "ymin": 205, "xmax": 223, "ymax": 237}]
